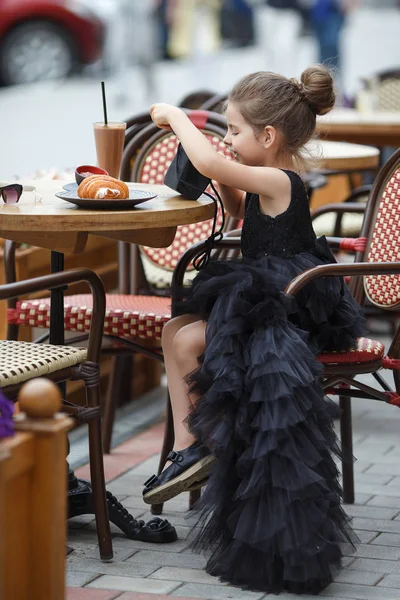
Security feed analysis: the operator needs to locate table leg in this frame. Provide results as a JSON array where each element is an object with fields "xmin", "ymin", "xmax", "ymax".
[
  {"xmin": 47, "ymin": 252, "xmax": 177, "ymax": 547},
  {"xmin": 50, "ymin": 252, "xmax": 67, "ymax": 399},
  {"xmin": 49, "ymin": 251, "xmax": 66, "ymax": 346}
]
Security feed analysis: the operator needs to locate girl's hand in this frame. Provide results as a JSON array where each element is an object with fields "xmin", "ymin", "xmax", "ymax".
[{"xmin": 150, "ymin": 103, "xmax": 180, "ymax": 131}]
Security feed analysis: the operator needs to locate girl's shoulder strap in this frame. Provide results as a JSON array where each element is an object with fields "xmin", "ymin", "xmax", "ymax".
[
  {"xmin": 245, "ymin": 191, "xmax": 256, "ymax": 210},
  {"xmin": 279, "ymin": 169, "xmax": 309, "ymax": 203},
  {"xmin": 279, "ymin": 168, "xmax": 303, "ymax": 183}
]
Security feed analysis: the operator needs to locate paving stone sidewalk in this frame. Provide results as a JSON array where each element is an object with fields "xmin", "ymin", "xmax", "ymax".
[{"xmin": 67, "ymin": 388, "xmax": 400, "ymax": 600}]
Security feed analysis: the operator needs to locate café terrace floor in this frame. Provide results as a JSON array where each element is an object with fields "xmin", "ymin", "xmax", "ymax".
[{"xmin": 67, "ymin": 335, "xmax": 400, "ymax": 600}]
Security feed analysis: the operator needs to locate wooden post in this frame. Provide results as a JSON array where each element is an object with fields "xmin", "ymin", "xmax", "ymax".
[{"xmin": 0, "ymin": 379, "xmax": 73, "ymax": 600}]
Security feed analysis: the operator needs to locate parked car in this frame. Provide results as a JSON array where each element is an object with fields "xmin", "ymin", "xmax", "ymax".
[{"xmin": 0, "ymin": 0, "xmax": 106, "ymax": 85}]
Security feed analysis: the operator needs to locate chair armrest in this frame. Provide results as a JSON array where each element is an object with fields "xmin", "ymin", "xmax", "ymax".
[
  {"xmin": 323, "ymin": 237, "xmax": 367, "ymax": 252},
  {"xmin": 0, "ymin": 268, "xmax": 105, "ymax": 362},
  {"xmin": 172, "ymin": 235, "xmax": 241, "ymax": 293},
  {"xmin": 285, "ymin": 261, "xmax": 400, "ymax": 297},
  {"xmin": 324, "ymin": 236, "xmax": 344, "ymax": 249},
  {"xmin": 223, "ymin": 228, "xmax": 242, "ymax": 237}
]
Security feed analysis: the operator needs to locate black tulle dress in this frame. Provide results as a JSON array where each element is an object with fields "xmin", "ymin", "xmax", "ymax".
[{"xmin": 175, "ymin": 170, "xmax": 366, "ymax": 595}]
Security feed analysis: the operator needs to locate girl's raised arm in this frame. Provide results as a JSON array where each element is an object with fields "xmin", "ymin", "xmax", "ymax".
[{"xmin": 150, "ymin": 104, "xmax": 289, "ymax": 202}]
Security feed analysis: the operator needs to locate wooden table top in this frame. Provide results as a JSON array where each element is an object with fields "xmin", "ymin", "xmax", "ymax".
[
  {"xmin": 317, "ymin": 108, "xmax": 400, "ymax": 147},
  {"xmin": 0, "ymin": 181, "xmax": 215, "ymax": 254},
  {"xmin": 311, "ymin": 139, "xmax": 380, "ymax": 171}
]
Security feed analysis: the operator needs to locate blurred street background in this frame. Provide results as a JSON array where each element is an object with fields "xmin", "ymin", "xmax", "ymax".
[{"xmin": 0, "ymin": 0, "xmax": 400, "ymax": 180}]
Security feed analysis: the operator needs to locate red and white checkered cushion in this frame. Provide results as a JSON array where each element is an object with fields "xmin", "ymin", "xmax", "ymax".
[
  {"xmin": 137, "ymin": 132, "xmax": 232, "ymax": 287},
  {"xmin": 10, "ymin": 297, "xmax": 385, "ymax": 367},
  {"xmin": 9, "ymin": 294, "xmax": 171, "ymax": 342},
  {"xmin": 364, "ymin": 168, "xmax": 400, "ymax": 308},
  {"xmin": 319, "ymin": 337, "xmax": 384, "ymax": 364}
]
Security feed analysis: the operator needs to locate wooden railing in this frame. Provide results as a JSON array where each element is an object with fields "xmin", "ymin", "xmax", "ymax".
[{"xmin": 0, "ymin": 379, "xmax": 73, "ymax": 600}]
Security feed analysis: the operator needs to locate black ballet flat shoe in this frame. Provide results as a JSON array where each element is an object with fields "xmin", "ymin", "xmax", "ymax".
[
  {"xmin": 127, "ymin": 516, "xmax": 178, "ymax": 543},
  {"xmin": 142, "ymin": 441, "xmax": 216, "ymax": 504}
]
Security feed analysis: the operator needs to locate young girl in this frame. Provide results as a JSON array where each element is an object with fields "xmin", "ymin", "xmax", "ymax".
[{"xmin": 142, "ymin": 65, "xmax": 365, "ymax": 595}]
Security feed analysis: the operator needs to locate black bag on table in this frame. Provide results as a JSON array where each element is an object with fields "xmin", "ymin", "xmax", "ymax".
[{"xmin": 164, "ymin": 143, "xmax": 225, "ymax": 269}]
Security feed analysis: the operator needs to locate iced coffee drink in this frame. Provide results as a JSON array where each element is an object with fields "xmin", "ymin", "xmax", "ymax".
[{"xmin": 94, "ymin": 121, "xmax": 126, "ymax": 178}]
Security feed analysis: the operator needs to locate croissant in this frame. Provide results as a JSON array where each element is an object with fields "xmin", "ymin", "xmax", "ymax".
[{"xmin": 77, "ymin": 175, "xmax": 129, "ymax": 199}]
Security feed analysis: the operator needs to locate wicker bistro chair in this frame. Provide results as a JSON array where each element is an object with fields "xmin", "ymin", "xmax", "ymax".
[
  {"xmin": 128, "ymin": 114, "xmax": 236, "ymax": 294},
  {"xmin": 121, "ymin": 111, "xmax": 221, "ymax": 305},
  {"xmin": 0, "ymin": 267, "xmax": 113, "ymax": 559},
  {"xmin": 121, "ymin": 109, "xmax": 228, "ymax": 182},
  {"xmin": 286, "ymin": 147, "xmax": 400, "ymax": 503},
  {"xmin": 311, "ymin": 182, "xmax": 400, "ymax": 335},
  {"xmin": 361, "ymin": 68, "xmax": 400, "ymax": 112},
  {"xmin": 124, "ymin": 111, "xmax": 154, "ymax": 149},
  {"xmin": 178, "ymin": 90, "xmax": 218, "ymax": 109},
  {"xmin": 120, "ymin": 110, "xmax": 234, "ymax": 293},
  {"xmin": 200, "ymin": 93, "xmax": 227, "ymax": 113},
  {"xmin": 167, "ymin": 147, "xmax": 400, "ymax": 513}
]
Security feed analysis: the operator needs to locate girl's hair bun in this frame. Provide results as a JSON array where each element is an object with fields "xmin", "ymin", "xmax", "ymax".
[{"xmin": 300, "ymin": 65, "xmax": 335, "ymax": 116}]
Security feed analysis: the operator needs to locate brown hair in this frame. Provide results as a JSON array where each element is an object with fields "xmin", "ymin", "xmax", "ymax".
[{"xmin": 227, "ymin": 65, "xmax": 335, "ymax": 163}]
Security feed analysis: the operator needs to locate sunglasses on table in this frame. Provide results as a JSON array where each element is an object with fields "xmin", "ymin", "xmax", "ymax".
[{"xmin": 0, "ymin": 184, "xmax": 23, "ymax": 204}]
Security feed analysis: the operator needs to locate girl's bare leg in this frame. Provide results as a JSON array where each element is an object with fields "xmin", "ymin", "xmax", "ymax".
[{"xmin": 162, "ymin": 315, "xmax": 206, "ymax": 451}]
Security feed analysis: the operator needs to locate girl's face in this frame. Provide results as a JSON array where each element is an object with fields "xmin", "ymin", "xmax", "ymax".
[{"xmin": 224, "ymin": 102, "xmax": 269, "ymax": 166}]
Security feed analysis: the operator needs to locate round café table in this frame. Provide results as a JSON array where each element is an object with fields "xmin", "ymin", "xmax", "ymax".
[
  {"xmin": 312, "ymin": 140, "xmax": 380, "ymax": 172},
  {"xmin": 317, "ymin": 108, "xmax": 400, "ymax": 148},
  {"xmin": 0, "ymin": 180, "xmax": 215, "ymax": 255},
  {"xmin": 0, "ymin": 179, "xmax": 215, "ymax": 344}
]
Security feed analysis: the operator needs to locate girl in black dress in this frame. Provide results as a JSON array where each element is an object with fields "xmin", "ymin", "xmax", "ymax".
[{"xmin": 142, "ymin": 65, "xmax": 365, "ymax": 594}]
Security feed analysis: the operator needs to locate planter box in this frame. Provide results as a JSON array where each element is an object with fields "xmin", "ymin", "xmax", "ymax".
[{"xmin": 0, "ymin": 407, "xmax": 72, "ymax": 600}]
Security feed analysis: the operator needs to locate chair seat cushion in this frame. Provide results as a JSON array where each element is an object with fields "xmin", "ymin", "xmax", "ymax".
[
  {"xmin": 0, "ymin": 340, "xmax": 87, "ymax": 388},
  {"xmin": 313, "ymin": 212, "xmax": 364, "ymax": 238},
  {"xmin": 319, "ymin": 337, "xmax": 385, "ymax": 364},
  {"xmin": 11, "ymin": 294, "xmax": 172, "ymax": 342},
  {"xmin": 10, "ymin": 300, "xmax": 384, "ymax": 364}
]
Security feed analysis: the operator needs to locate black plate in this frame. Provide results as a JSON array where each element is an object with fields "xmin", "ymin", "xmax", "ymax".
[{"xmin": 56, "ymin": 189, "xmax": 156, "ymax": 210}]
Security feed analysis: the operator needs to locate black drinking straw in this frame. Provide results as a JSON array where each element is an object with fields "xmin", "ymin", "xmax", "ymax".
[{"xmin": 101, "ymin": 81, "xmax": 108, "ymax": 125}]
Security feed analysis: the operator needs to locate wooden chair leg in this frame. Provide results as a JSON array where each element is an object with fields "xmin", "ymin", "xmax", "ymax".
[
  {"xmin": 347, "ymin": 172, "xmax": 357, "ymax": 192},
  {"xmin": 87, "ymin": 385, "xmax": 113, "ymax": 560},
  {"xmin": 151, "ymin": 393, "xmax": 174, "ymax": 515},
  {"xmin": 339, "ymin": 395, "xmax": 355, "ymax": 504},
  {"xmin": 189, "ymin": 489, "xmax": 201, "ymax": 509},
  {"xmin": 102, "ymin": 355, "xmax": 132, "ymax": 454}
]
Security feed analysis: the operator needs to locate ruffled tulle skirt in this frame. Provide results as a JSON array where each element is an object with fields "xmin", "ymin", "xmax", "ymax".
[{"xmin": 175, "ymin": 240, "xmax": 365, "ymax": 595}]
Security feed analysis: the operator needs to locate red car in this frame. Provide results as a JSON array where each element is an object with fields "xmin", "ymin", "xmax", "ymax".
[{"xmin": 0, "ymin": 0, "xmax": 105, "ymax": 85}]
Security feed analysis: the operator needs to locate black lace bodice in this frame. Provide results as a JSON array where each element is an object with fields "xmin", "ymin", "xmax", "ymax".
[{"xmin": 241, "ymin": 169, "xmax": 317, "ymax": 259}]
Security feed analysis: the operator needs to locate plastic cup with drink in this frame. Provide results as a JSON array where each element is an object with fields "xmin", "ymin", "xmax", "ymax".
[{"xmin": 94, "ymin": 82, "xmax": 126, "ymax": 179}]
